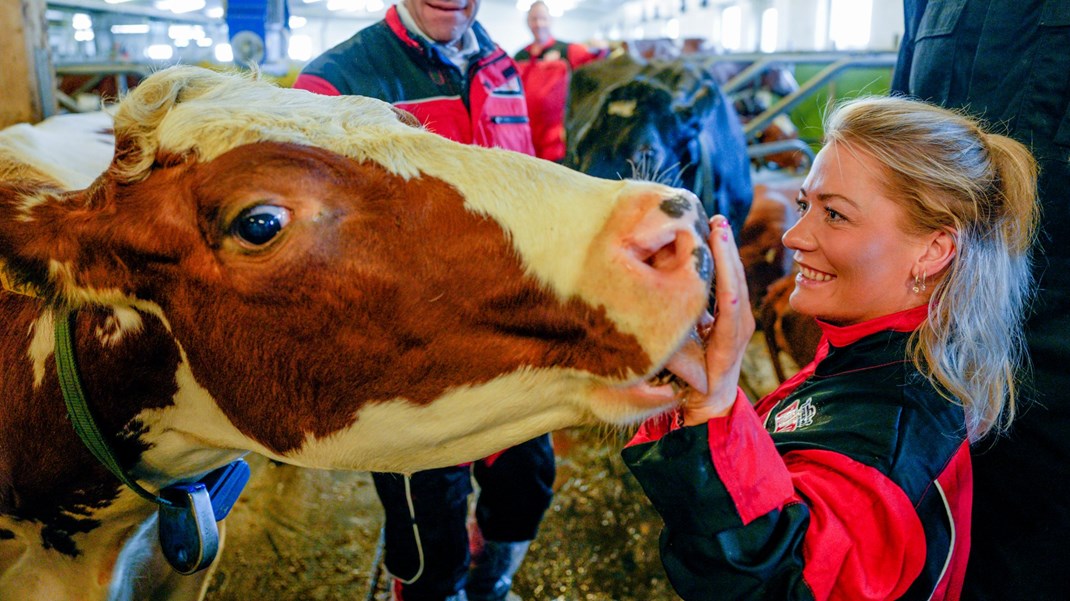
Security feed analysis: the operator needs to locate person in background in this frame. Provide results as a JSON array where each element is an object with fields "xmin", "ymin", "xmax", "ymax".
[
  {"xmin": 893, "ymin": 2, "xmax": 1070, "ymax": 598},
  {"xmin": 623, "ymin": 96, "xmax": 1038, "ymax": 599},
  {"xmin": 513, "ymin": 0, "xmax": 607, "ymax": 162},
  {"xmin": 294, "ymin": 3, "xmax": 553, "ymax": 600}
]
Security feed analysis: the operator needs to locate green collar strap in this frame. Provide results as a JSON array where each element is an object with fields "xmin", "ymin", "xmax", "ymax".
[{"xmin": 53, "ymin": 309, "xmax": 175, "ymax": 507}]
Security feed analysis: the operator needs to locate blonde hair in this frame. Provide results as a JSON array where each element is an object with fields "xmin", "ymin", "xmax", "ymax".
[{"xmin": 825, "ymin": 96, "xmax": 1039, "ymax": 441}]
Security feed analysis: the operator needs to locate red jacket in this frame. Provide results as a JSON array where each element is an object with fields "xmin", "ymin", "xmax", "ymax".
[
  {"xmin": 623, "ymin": 306, "xmax": 971, "ymax": 600},
  {"xmin": 294, "ymin": 6, "xmax": 534, "ymax": 155},
  {"xmin": 513, "ymin": 39, "xmax": 606, "ymax": 162}
]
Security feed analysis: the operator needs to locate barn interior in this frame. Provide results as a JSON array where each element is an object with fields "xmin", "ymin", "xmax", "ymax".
[{"xmin": 4, "ymin": 1, "xmax": 907, "ymax": 600}]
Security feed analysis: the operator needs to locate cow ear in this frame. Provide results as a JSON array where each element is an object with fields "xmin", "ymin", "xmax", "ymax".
[
  {"xmin": 391, "ymin": 106, "xmax": 422, "ymax": 129},
  {"xmin": 0, "ymin": 180, "xmax": 79, "ymax": 301},
  {"xmin": 674, "ymin": 82, "xmax": 719, "ymax": 128},
  {"xmin": 0, "ymin": 179, "xmax": 171, "ymax": 306}
]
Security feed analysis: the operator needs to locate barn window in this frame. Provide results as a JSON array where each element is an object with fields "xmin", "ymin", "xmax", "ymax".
[
  {"xmin": 760, "ymin": 8, "xmax": 778, "ymax": 53},
  {"xmin": 829, "ymin": 0, "xmax": 873, "ymax": 49},
  {"xmin": 721, "ymin": 5, "xmax": 742, "ymax": 51}
]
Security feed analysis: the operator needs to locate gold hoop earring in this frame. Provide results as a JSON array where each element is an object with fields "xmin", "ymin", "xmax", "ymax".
[{"xmin": 913, "ymin": 270, "xmax": 927, "ymax": 294}]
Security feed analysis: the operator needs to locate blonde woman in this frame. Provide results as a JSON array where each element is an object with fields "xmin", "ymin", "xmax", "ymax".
[{"xmin": 623, "ymin": 96, "xmax": 1038, "ymax": 600}]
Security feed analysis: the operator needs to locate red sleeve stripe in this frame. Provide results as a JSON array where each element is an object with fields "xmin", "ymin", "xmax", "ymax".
[
  {"xmin": 706, "ymin": 393, "xmax": 795, "ymax": 524},
  {"xmin": 292, "ymin": 74, "xmax": 342, "ymax": 96}
]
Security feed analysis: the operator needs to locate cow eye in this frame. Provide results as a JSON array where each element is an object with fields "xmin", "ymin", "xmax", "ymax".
[{"xmin": 232, "ymin": 205, "xmax": 291, "ymax": 246}]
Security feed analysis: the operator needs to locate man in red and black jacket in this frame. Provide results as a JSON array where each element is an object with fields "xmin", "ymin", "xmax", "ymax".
[
  {"xmin": 295, "ymin": 1, "xmax": 534, "ymax": 155},
  {"xmin": 513, "ymin": 0, "xmax": 607, "ymax": 162},
  {"xmin": 294, "ymin": 3, "xmax": 553, "ymax": 601}
]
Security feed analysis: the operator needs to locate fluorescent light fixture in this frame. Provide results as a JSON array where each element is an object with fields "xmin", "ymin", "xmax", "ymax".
[
  {"xmin": 215, "ymin": 43, "xmax": 234, "ymax": 62},
  {"xmin": 72, "ymin": 13, "xmax": 92, "ymax": 30},
  {"xmin": 145, "ymin": 44, "xmax": 175, "ymax": 60},
  {"xmin": 74, "ymin": 29, "xmax": 95, "ymax": 42},
  {"xmin": 155, "ymin": 0, "xmax": 206, "ymax": 14},
  {"xmin": 111, "ymin": 24, "xmax": 151, "ymax": 34},
  {"xmin": 168, "ymin": 24, "xmax": 206, "ymax": 40},
  {"xmin": 206, "ymin": 7, "xmax": 224, "ymax": 18},
  {"xmin": 289, "ymin": 16, "xmax": 308, "ymax": 28}
]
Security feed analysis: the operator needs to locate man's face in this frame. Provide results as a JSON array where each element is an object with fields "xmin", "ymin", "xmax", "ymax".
[
  {"xmin": 404, "ymin": 0, "xmax": 481, "ymax": 46},
  {"xmin": 527, "ymin": 4, "xmax": 552, "ymax": 45}
]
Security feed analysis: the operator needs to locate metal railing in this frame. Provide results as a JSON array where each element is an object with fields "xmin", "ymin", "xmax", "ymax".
[{"xmin": 706, "ymin": 51, "xmax": 899, "ymax": 139}]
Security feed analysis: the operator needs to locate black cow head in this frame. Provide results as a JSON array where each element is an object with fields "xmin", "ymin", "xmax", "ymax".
[{"xmin": 566, "ymin": 55, "xmax": 754, "ymax": 234}]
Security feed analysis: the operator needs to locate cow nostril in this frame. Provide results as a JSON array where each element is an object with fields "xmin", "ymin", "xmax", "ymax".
[
  {"xmin": 646, "ymin": 238, "xmax": 679, "ymax": 270},
  {"xmin": 633, "ymin": 231, "xmax": 691, "ymax": 275}
]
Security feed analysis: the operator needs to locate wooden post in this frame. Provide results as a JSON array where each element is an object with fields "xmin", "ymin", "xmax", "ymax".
[{"xmin": 0, "ymin": 0, "xmax": 56, "ymax": 128}]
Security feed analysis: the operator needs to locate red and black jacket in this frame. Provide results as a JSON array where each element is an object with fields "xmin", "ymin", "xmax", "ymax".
[
  {"xmin": 513, "ymin": 39, "xmax": 606, "ymax": 162},
  {"xmin": 294, "ymin": 7, "xmax": 534, "ymax": 154},
  {"xmin": 623, "ymin": 306, "xmax": 971, "ymax": 600}
]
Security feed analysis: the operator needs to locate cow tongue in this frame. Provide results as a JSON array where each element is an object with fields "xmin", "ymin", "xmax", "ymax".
[
  {"xmin": 663, "ymin": 328, "xmax": 708, "ymax": 395},
  {"xmin": 647, "ymin": 308, "xmax": 712, "ymax": 397}
]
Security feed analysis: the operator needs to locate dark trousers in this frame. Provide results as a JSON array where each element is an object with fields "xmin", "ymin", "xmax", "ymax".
[{"xmin": 372, "ymin": 434, "xmax": 556, "ymax": 600}]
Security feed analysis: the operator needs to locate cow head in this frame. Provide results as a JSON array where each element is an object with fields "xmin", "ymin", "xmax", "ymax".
[{"xmin": 0, "ymin": 66, "xmax": 713, "ymax": 474}]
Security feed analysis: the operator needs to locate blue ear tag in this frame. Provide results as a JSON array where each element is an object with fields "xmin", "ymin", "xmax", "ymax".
[
  {"xmin": 157, "ymin": 459, "xmax": 250, "ymax": 574},
  {"xmin": 201, "ymin": 458, "xmax": 251, "ymax": 521},
  {"xmin": 158, "ymin": 483, "xmax": 219, "ymax": 575}
]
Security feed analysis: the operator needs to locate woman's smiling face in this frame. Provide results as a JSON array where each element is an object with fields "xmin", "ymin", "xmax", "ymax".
[{"xmin": 783, "ymin": 141, "xmax": 933, "ymax": 326}]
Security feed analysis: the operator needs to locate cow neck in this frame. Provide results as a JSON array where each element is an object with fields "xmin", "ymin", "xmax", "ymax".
[{"xmin": 52, "ymin": 308, "xmax": 178, "ymax": 507}]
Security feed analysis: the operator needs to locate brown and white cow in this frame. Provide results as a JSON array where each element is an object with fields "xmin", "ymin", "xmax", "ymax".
[{"xmin": 0, "ymin": 66, "xmax": 713, "ymax": 600}]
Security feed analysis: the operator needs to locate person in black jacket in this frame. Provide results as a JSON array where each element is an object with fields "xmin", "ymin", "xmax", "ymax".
[
  {"xmin": 893, "ymin": 2, "xmax": 1070, "ymax": 598},
  {"xmin": 624, "ymin": 95, "xmax": 1039, "ymax": 600}
]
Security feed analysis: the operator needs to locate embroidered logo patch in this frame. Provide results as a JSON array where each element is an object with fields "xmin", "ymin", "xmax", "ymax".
[{"xmin": 773, "ymin": 398, "xmax": 816, "ymax": 432}]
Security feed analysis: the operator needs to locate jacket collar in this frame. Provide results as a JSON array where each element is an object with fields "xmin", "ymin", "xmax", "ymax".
[
  {"xmin": 818, "ymin": 303, "xmax": 928, "ymax": 348},
  {"xmin": 386, "ymin": 6, "xmax": 497, "ymax": 65}
]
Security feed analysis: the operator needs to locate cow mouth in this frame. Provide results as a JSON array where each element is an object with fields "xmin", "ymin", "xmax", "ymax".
[{"xmin": 635, "ymin": 312, "xmax": 713, "ymax": 404}]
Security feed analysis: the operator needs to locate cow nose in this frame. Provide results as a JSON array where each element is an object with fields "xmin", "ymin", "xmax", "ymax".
[{"xmin": 626, "ymin": 191, "xmax": 713, "ymax": 284}]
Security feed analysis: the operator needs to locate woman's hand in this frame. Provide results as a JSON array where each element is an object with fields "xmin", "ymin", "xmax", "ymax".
[{"xmin": 682, "ymin": 215, "xmax": 755, "ymax": 426}]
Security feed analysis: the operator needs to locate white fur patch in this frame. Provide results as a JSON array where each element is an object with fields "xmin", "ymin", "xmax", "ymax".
[
  {"xmin": 28, "ymin": 311, "xmax": 54, "ymax": 388},
  {"xmin": 94, "ymin": 306, "xmax": 143, "ymax": 347}
]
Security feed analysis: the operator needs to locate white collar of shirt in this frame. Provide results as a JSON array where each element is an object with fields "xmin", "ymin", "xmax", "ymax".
[{"xmin": 395, "ymin": 2, "xmax": 480, "ymax": 72}]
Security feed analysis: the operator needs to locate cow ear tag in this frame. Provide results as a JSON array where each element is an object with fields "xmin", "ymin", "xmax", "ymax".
[
  {"xmin": 202, "ymin": 457, "xmax": 251, "ymax": 521},
  {"xmin": 158, "ymin": 483, "xmax": 219, "ymax": 575},
  {"xmin": 157, "ymin": 459, "xmax": 249, "ymax": 574}
]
